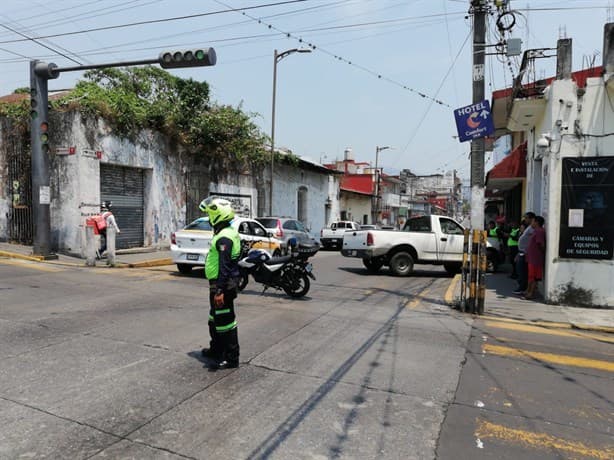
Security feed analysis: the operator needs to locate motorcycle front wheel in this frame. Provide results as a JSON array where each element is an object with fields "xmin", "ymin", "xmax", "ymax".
[
  {"xmin": 282, "ymin": 271, "xmax": 310, "ymax": 298},
  {"xmin": 238, "ymin": 273, "xmax": 249, "ymax": 292}
]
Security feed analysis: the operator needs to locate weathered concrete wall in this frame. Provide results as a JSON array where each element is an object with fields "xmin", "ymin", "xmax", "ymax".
[
  {"xmin": 528, "ymin": 77, "xmax": 614, "ymax": 307},
  {"xmin": 1, "ymin": 110, "xmax": 340, "ymax": 253},
  {"xmin": 340, "ymin": 191, "xmax": 371, "ymax": 225},
  {"xmin": 273, "ymin": 162, "xmax": 333, "ymax": 238},
  {"xmin": 48, "ymin": 112, "xmax": 192, "ymax": 256}
]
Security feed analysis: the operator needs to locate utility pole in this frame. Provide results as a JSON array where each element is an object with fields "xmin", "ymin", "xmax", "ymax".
[
  {"xmin": 373, "ymin": 146, "xmax": 390, "ymax": 224},
  {"xmin": 469, "ymin": 0, "xmax": 487, "ymax": 230}
]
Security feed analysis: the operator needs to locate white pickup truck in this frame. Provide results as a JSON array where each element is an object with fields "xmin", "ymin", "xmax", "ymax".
[
  {"xmin": 341, "ymin": 215, "xmax": 465, "ymax": 276},
  {"xmin": 320, "ymin": 221, "xmax": 361, "ymax": 249}
]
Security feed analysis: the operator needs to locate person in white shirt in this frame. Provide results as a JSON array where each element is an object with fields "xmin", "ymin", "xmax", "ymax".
[{"xmin": 99, "ymin": 201, "xmax": 120, "ymax": 256}]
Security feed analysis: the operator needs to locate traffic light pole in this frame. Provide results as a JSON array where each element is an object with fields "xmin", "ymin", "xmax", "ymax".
[
  {"xmin": 29, "ymin": 48, "xmax": 216, "ymax": 257},
  {"xmin": 470, "ymin": 0, "xmax": 487, "ymax": 231},
  {"xmin": 30, "ymin": 61, "xmax": 55, "ymax": 258}
]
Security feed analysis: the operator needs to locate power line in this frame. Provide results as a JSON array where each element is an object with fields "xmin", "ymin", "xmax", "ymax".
[
  {"xmin": 216, "ymin": 0, "xmax": 454, "ymax": 108},
  {"xmin": 0, "ymin": 21, "xmax": 83, "ymax": 65},
  {"xmin": 400, "ymin": 29, "xmax": 472, "ymax": 155},
  {"xmin": 0, "ymin": 0, "xmax": 157, "ymax": 40},
  {"xmin": 0, "ymin": 0, "xmax": 310, "ymax": 45}
]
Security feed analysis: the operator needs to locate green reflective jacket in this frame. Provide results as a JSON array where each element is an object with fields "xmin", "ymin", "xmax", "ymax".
[{"xmin": 205, "ymin": 225, "xmax": 241, "ymax": 280}]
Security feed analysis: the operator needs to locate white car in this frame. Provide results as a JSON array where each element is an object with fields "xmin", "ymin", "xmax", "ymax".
[{"xmin": 171, "ymin": 217, "xmax": 283, "ymax": 274}]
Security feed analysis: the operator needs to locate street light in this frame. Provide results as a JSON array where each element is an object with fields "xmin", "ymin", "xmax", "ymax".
[
  {"xmin": 373, "ymin": 145, "xmax": 392, "ymax": 224},
  {"xmin": 269, "ymin": 47, "xmax": 311, "ymax": 216}
]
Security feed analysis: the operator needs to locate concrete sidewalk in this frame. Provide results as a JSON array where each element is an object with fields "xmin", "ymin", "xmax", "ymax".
[
  {"xmin": 445, "ymin": 271, "xmax": 614, "ymax": 333},
  {"xmin": 0, "ymin": 242, "xmax": 173, "ymax": 268}
]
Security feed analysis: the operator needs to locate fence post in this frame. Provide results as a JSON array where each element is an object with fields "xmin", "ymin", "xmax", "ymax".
[
  {"xmin": 469, "ymin": 229, "xmax": 480, "ymax": 314},
  {"xmin": 106, "ymin": 226, "xmax": 116, "ymax": 266},
  {"xmin": 85, "ymin": 225, "xmax": 96, "ymax": 266},
  {"xmin": 477, "ymin": 230, "xmax": 487, "ymax": 315},
  {"xmin": 460, "ymin": 228, "xmax": 470, "ymax": 312}
]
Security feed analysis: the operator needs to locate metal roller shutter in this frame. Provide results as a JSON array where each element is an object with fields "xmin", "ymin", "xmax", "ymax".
[{"xmin": 100, "ymin": 164, "xmax": 144, "ymax": 249}]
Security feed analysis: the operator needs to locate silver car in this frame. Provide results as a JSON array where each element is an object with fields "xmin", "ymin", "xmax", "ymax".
[{"xmin": 256, "ymin": 217, "xmax": 314, "ymax": 254}]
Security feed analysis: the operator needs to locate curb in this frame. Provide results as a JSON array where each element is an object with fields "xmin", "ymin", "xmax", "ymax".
[
  {"xmin": 124, "ymin": 258, "xmax": 173, "ymax": 268},
  {"xmin": 570, "ymin": 323, "xmax": 614, "ymax": 334},
  {"xmin": 0, "ymin": 250, "xmax": 45, "ymax": 262},
  {"xmin": 444, "ymin": 273, "xmax": 461, "ymax": 305},
  {"xmin": 479, "ymin": 315, "xmax": 614, "ymax": 335}
]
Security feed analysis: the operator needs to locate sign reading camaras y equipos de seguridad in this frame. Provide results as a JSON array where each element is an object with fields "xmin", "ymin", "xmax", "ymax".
[
  {"xmin": 453, "ymin": 100, "xmax": 495, "ymax": 143},
  {"xmin": 559, "ymin": 156, "xmax": 614, "ymax": 260}
]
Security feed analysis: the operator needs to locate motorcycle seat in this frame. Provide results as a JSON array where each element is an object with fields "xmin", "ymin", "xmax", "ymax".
[{"xmin": 264, "ymin": 255, "xmax": 292, "ymax": 265}]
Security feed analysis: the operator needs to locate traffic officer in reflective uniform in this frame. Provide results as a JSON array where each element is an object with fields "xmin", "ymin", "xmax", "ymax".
[{"xmin": 199, "ymin": 197, "xmax": 241, "ymax": 369}]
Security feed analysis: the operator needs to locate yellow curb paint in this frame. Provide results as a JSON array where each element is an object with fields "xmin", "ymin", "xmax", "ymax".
[
  {"xmin": 479, "ymin": 315, "xmax": 572, "ymax": 330},
  {"xmin": 479, "ymin": 315, "xmax": 614, "ymax": 335},
  {"xmin": 484, "ymin": 320, "xmax": 614, "ymax": 344},
  {"xmin": 475, "ymin": 419, "xmax": 614, "ymax": 460},
  {"xmin": 0, "ymin": 258, "xmax": 64, "ymax": 272},
  {"xmin": 444, "ymin": 274, "xmax": 461, "ymax": 305},
  {"xmin": 483, "ymin": 343, "xmax": 614, "ymax": 373},
  {"xmin": 127, "ymin": 258, "xmax": 173, "ymax": 268},
  {"xmin": 0, "ymin": 250, "xmax": 44, "ymax": 262}
]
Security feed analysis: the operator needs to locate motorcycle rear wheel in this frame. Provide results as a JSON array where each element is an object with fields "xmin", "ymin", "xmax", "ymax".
[{"xmin": 282, "ymin": 272, "xmax": 310, "ymax": 298}]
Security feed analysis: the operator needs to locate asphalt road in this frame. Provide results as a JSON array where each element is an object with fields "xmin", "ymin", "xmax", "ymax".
[
  {"xmin": 437, "ymin": 317, "xmax": 614, "ymax": 459},
  {"xmin": 2, "ymin": 252, "xmax": 612, "ymax": 459},
  {"xmin": 0, "ymin": 251, "xmax": 469, "ymax": 460}
]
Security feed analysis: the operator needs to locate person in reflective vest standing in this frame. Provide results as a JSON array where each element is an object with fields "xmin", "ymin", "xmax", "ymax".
[
  {"xmin": 200, "ymin": 197, "xmax": 241, "ymax": 369},
  {"xmin": 506, "ymin": 221, "xmax": 520, "ymax": 279}
]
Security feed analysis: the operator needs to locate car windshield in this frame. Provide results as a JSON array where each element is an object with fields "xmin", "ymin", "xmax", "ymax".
[
  {"xmin": 184, "ymin": 218, "xmax": 212, "ymax": 231},
  {"xmin": 295, "ymin": 221, "xmax": 307, "ymax": 232},
  {"xmin": 256, "ymin": 218, "xmax": 277, "ymax": 228}
]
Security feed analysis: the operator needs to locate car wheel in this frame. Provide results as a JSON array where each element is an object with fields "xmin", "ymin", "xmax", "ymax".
[
  {"xmin": 177, "ymin": 264, "xmax": 192, "ymax": 274},
  {"xmin": 444, "ymin": 262, "xmax": 462, "ymax": 275},
  {"xmin": 363, "ymin": 258, "xmax": 383, "ymax": 273},
  {"xmin": 389, "ymin": 252, "xmax": 414, "ymax": 277},
  {"xmin": 273, "ymin": 249, "xmax": 282, "ymax": 257}
]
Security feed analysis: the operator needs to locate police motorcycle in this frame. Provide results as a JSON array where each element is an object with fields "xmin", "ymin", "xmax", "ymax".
[{"xmin": 237, "ymin": 238, "xmax": 318, "ymax": 298}]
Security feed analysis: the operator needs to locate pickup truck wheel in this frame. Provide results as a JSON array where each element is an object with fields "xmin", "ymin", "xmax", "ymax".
[
  {"xmin": 389, "ymin": 252, "xmax": 414, "ymax": 276},
  {"xmin": 363, "ymin": 258, "xmax": 383, "ymax": 273},
  {"xmin": 444, "ymin": 262, "xmax": 462, "ymax": 275}
]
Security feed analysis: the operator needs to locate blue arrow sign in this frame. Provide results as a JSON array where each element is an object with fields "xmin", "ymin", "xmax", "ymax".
[{"xmin": 454, "ymin": 100, "xmax": 495, "ymax": 142}]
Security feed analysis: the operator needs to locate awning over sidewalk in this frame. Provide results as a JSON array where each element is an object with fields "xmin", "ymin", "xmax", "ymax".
[{"xmin": 486, "ymin": 141, "xmax": 527, "ymax": 192}]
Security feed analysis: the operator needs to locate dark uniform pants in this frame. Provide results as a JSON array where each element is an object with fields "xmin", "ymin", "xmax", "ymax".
[{"xmin": 208, "ymin": 284, "xmax": 240, "ymax": 364}]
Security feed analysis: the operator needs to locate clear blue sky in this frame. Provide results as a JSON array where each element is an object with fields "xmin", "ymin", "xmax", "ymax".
[{"xmin": 0, "ymin": 0, "xmax": 602, "ymax": 180}]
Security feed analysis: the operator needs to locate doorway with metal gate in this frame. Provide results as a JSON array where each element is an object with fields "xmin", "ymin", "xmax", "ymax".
[{"xmin": 100, "ymin": 164, "xmax": 144, "ymax": 249}]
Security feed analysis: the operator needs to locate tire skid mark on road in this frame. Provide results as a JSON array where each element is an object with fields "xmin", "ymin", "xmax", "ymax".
[{"xmin": 475, "ymin": 419, "xmax": 614, "ymax": 460}]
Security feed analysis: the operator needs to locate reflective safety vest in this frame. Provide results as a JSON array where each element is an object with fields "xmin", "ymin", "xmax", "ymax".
[
  {"xmin": 507, "ymin": 228, "xmax": 520, "ymax": 247},
  {"xmin": 205, "ymin": 225, "xmax": 241, "ymax": 280},
  {"xmin": 488, "ymin": 228, "xmax": 499, "ymax": 238}
]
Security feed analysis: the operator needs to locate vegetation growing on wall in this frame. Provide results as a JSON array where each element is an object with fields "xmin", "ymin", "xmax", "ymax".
[{"xmin": 0, "ymin": 67, "xmax": 296, "ymax": 166}]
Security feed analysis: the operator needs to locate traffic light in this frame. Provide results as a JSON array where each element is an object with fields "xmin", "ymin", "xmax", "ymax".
[
  {"xmin": 158, "ymin": 48, "xmax": 216, "ymax": 69},
  {"xmin": 34, "ymin": 62, "xmax": 59, "ymax": 79}
]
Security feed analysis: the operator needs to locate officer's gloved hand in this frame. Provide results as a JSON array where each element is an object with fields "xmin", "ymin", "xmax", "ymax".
[{"xmin": 214, "ymin": 292, "xmax": 225, "ymax": 307}]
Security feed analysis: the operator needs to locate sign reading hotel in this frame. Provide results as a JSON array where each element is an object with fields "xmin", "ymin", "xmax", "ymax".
[
  {"xmin": 559, "ymin": 157, "xmax": 614, "ymax": 259},
  {"xmin": 453, "ymin": 100, "xmax": 495, "ymax": 143}
]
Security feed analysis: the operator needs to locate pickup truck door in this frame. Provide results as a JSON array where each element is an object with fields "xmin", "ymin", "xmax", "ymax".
[
  {"xmin": 404, "ymin": 216, "xmax": 438, "ymax": 261},
  {"xmin": 436, "ymin": 217, "xmax": 465, "ymax": 262}
]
